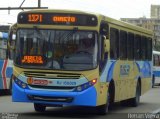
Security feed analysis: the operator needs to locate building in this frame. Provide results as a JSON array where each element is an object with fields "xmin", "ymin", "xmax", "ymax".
[
  {"xmin": 0, "ymin": 25, "xmax": 10, "ymax": 32},
  {"xmin": 121, "ymin": 5, "xmax": 160, "ymax": 50},
  {"xmin": 120, "ymin": 18, "xmax": 160, "ymax": 44},
  {"xmin": 151, "ymin": 5, "xmax": 160, "ymax": 19},
  {"xmin": 120, "ymin": 17, "xmax": 154, "ymax": 29}
]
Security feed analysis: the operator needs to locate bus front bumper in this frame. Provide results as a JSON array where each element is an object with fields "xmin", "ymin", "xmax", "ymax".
[{"xmin": 12, "ymin": 82, "xmax": 97, "ymax": 107}]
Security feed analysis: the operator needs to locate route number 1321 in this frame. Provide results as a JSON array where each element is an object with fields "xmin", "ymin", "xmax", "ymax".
[{"xmin": 28, "ymin": 14, "xmax": 43, "ymax": 23}]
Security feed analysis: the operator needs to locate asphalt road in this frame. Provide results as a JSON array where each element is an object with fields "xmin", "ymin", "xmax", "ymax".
[{"xmin": 0, "ymin": 86, "xmax": 160, "ymax": 119}]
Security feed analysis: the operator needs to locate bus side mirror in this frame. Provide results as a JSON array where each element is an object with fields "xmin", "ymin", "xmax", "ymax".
[
  {"xmin": 8, "ymin": 31, "xmax": 16, "ymax": 60},
  {"xmin": 99, "ymin": 36, "xmax": 110, "ymax": 61},
  {"xmin": 104, "ymin": 37, "xmax": 110, "ymax": 52},
  {"xmin": 100, "ymin": 22, "xmax": 109, "ymax": 38},
  {"xmin": 100, "ymin": 36, "xmax": 108, "ymax": 59},
  {"xmin": 8, "ymin": 31, "xmax": 16, "ymax": 50}
]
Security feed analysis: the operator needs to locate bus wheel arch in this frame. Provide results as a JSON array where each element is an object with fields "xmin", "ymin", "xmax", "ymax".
[
  {"xmin": 137, "ymin": 77, "xmax": 141, "ymax": 96},
  {"xmin": 108, "ymin": 79, "xmax": 115, "ymax": 107},
  {"xmin": 96, "ymin": 79, "xmax": 115, "ymax": 115},
  {"xmin": 129, "ymin": 78, "xmax": 141, "ymax": 107}
]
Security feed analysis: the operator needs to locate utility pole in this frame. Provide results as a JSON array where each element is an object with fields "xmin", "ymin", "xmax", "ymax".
[
  {"xmin": 0, "ymin": 0, "xmax": 48, "ymax": 14},
  {"xmin": 38, "ymin": 0, "xmax": 41, "ymax": 8}
]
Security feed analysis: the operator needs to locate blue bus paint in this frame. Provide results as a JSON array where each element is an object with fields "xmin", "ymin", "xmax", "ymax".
[
  {"xmin": 0, "ymin": 32, "xmax": 13, "ymax": 90},
  {"xmin": 3, "ymin": 33, "xmax": 8, "ymax": 39},
  {"xmin": 0, "ymin": 60, "xmax": 4, "ymax": 89},
  {"xmin": 100, "ymin": 60, "xmax": 116, "ymax": 82},
  {"xmin": 136, "ymin": 61, "xmax": 152, "ymax": 78},
  {"xmin": 153, "ymin": 51, "xmax": 160, "ymax": 85},
  {"xmin": 153, "ymin": 71, "xmax": 160, "ymax": 77},
  {"xmin": 106, "ymin": 61, "xmax": 116, "ymax": 82},
  {"xmin": 12, "ymin": 82, "xmax": 97, "ymax": 106}
]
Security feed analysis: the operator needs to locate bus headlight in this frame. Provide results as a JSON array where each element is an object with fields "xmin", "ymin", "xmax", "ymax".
[
  {"xmin": 13, "ymin": 76, "xmax": 28, "ymax": 89},
  {"xmin": 74, "ymin": 78, "xmax": 97, "ymax": 92}
]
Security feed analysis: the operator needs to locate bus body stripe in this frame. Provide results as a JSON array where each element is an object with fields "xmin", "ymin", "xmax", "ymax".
[
  {"xmin": 0, "ymin": 61, "xmax": 4, "ymax": 89},
  {"xmin": 2, "ymin": 60, "xmax": 8, "ymax": 89}
]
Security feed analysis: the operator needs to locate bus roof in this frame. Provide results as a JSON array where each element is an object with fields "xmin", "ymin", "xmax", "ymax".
[
  {"xmin": 153, "ymin": 50, "xmax": 160, "ymax": 55},
  {"xmin": 19, "ymin": 9, "xmax": 153, "ymax": 36},
  {"xmin": 102, "ymin": 16, "xmax": 153, "ymax": 36}
]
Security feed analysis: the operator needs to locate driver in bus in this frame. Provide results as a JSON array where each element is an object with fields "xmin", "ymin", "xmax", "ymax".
[
  {"xmin": 77, "ymin": 33, "xmax": 95, "ymax": 54},
  {"xmin": 45, "ymin": 51, "xmax": 60, "ymax": 69}
]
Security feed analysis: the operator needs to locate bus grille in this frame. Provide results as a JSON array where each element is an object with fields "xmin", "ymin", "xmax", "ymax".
[
  {"xmin": 27, "ymin": 95, "xmax": 73, "ymax": 102},
  {"xmin": 23, "ymin": 71, "xmax": 81, "ymax": 79},
  {"xmin": 29, "ymin": 85, "xmax": 75, "ymax": 90}
]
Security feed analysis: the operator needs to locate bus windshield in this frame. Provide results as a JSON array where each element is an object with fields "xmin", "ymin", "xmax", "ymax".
[{"xmin": 15, "ymin": 29, "xmax": 98, "ymax": 70}]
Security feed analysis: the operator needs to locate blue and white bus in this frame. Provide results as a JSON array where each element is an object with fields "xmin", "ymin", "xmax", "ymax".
[
  {"xmin": 153, "ymin": 50, "xmax": 160, "ymax": 87},
  {"xmin": 0, "ymin": 32, "xmax": 13, "ymax": 94},
  {"xmin": 10, "ymin": 10, "xmax": 153, "ymax": 114}
]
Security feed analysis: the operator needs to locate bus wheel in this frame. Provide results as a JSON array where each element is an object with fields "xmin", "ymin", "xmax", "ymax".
[
  {"xmin": 9, "ymin": 75, "xmax": 13, "ymax": 95},
  {"xmin": 96, "ymin": 92, "xmax": 110, "ymax": 115},
  {"xmin": 129, "ymin": 81, "xmax": 141, "ymax": 107},
  {"xmin": 34, "ymin": 103, "xmax": 46, "ymax": 112},
  {"xmin": 152, "ymin": 76, "xmax": 155, "ymax": 88}
]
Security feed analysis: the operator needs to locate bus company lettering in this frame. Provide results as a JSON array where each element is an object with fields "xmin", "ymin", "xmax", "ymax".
[
  {"xmin": 53, "ymin": 16, "xmax": 76, "ymax": 23},
  {"xmin": 32, "ymin": 79, "xmax": 48, "ymax": 85},
  {"xmin": 21, "ymin": 56, "xmax": 43, "ymax": 64},
  {"xmin": 120, "ymin": 64, "xmax": 130, "ymax": 76},
  {"xmin": 57, "ymin": 81, "xmax": 76, "ymax": 86}
]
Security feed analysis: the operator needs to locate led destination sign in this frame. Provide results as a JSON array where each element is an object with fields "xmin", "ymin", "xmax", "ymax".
[
  {"xmin": 21, "ymin": 56, "xmax": 44, "ymax": 64},
  {"xmin": 18, "ymin": 13, "xmax": 98, "ymax": 26},
  {"xmin": 53, "ymin": 16, "xmax": 76, "ymax": 23}
]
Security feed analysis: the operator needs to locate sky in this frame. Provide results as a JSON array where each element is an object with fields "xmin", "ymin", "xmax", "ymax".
[{"xmin": 0, "ymin": 0, "xmax": 160, "ymax": 24}]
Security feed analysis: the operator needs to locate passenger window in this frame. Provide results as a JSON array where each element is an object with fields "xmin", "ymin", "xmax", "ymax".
[
  {"xmin": 110, "ymin": 28, "xmax": 119, "ymax": 59},
  {"xmin": 127, "ymin": 33, "xmax": 134, "ymax": 60},
  {"xmin": 154, "ymin": 55, "xmax": 159, "ymax": 66},
  {"xmin": 0, "ymin": 40, "xmax": 7, "ymax": 59},
  {"xmin": 120, "ymin": 30, "xmax": 127, "ymax": 59},
  {"xmin": 134, "ymin": 35, "xmax": 141, "ymax": 60},
  {"xmin": 147, "ymin": 38, "xmax": 152, "ymax": 61},
  {"xmin": 141, "ymin": 36, "xmax": 146, "ymax": 60}
]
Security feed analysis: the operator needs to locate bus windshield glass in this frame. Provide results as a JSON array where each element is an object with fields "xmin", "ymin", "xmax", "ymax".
[{"xmin": 15, "ymin": 29, "xmax": 98, "ymax": 70}]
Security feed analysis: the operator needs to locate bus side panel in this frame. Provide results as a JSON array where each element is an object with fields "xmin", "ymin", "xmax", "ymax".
[
  {"xmin": 153, "ymin": 66, "xmax": 160, "ymax": 84},
  {"xmin": 97, "ymin": 61, "xmax": 116, "ymax": 106},
  {"xmin": 0, "ymin": 60, "xmax": 13, "ymax": 90},
  {"xmin": 112, "ymin": 60, "xmax": 136, "ymax": 102},
  {"xmin": 0, "ymin": 60, "xmax": 7, "ymax": 89},
  {"xmin": 6, "ymin": 60, "xmax": 13, "ymax": 88},
  {"xmin": 136, "ymin": 61, "xmax": 152, "ymax": 95}
]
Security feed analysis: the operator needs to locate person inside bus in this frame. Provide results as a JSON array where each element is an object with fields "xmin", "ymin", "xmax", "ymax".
[
  {"xmin": 77, "ymin": 34, "xmax": 95, "ymax": 54},
  {"xmin": 45, "ymin": 50, "xmax": 60, "ymax": 69},
  {"xmin": 76, "ymin": 34, "xmax": 97, "ymax": 67}
]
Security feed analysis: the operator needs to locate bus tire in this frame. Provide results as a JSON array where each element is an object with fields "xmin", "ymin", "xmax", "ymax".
[
  {"xmin": 96, "ymin": 92, "xmax": 110, "ymax": 115},
  {"xmin": 120, "ymin": 99, "xmax": 129, "ymax": 106},
  {"xmin": 34, "ymin": 103, "xmax": 46, "ymax": 112},
  {"xmin": 152, "ymin": 75, "xmax": 155, "ymax": 88},
  {"xmin": 9, "ymin": 75, "xmax": 13, "ymax": 95},
  {"xmin": 129, "ymin": 81, "xmax": 141, "ymax": 107}
]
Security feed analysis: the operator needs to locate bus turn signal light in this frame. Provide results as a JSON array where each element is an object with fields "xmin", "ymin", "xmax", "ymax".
[
  {"xmin": 91, "ymin": 78, "xmax": 97, "ymax": 84},
  {"xmin": 27, "ymin": 77, "xmax": 33, "ymax": 85}
]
